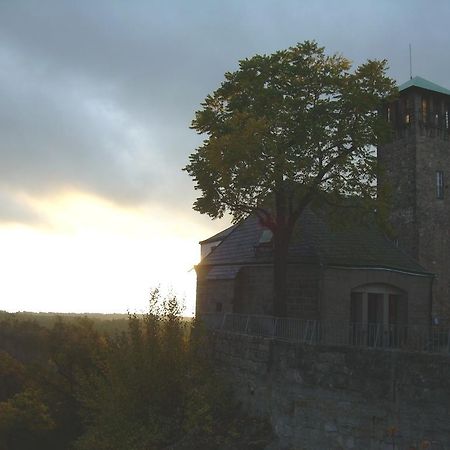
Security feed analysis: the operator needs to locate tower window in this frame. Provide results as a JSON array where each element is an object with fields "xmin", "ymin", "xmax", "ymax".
[
  {"xmin": 387, "ymin": 107, "xmax": 391, "ymax": 122},
  {"xmin": 403, "ymin": 96, "xmax": 411, "ymax": 124},
  {"xmin": 422, "ymin": 97, "xmax": 428, "ymax": 122},
  {"xmin": 445, "ymin": 110, "xmax": 449, "ymax": 129},
  {"xmin": 436, "ymin": 171, "xmax": 444, "ymax": 199}
]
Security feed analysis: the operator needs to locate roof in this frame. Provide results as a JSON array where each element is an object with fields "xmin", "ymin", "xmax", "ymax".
[
  {"xmin": 200, "ymin": 223, "xmax": 238, "ymax": 244},
  {"xmin": 206, "ymin": 265, "xmax": 241, "ymax": 280},
  {"xmin": 202, "ymin": 215, "xmax": 274, "ymax": 264},
  {"xmin": 200, "ymin": 208, "xmax": 431, "ymax": 276},
  {"xmin": 399, "ymin": 76, "xmax": 450, "ymax": 96}
]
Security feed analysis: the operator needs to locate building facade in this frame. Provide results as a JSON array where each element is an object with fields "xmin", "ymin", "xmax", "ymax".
[
  {"xmin": 196, "ymin": 210, "xmax": 433, "ymax": 328},
  {"xmin": 196, "ymin": 76, "xmax": 450, "ymax": 326},
  {"xmin": 378, "ymin": 76, "xmax": 450, "ymax": 319}
]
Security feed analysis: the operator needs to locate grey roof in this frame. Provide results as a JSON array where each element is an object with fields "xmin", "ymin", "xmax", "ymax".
[
  {"xmin": 201, "ymin": 208, "xmax": 430, "ymax": 275},
  {"xmin": 206, "ymin": 265, "xmax": 242, "ymax": 280},
  {"xmin": 399, "ymin": 76, "xmax": 450, "ymax": 96},
  {"xmin": 202, "ymin": 215, "xmax": 270, "ymax": 264}
]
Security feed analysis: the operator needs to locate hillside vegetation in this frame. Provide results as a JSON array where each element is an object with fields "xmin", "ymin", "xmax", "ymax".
[{"xmin": 0, "ymin": 290, "xmax": 272, "ymax": 450}]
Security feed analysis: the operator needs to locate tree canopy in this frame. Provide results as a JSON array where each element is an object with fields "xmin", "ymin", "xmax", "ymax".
[
  {"xmin": 0, "ymin": 299, "xmax": 272, "ymax": 450},
  {"xmin": 185, "ymin": 41, "xmax": 397, "ymax": 315}
]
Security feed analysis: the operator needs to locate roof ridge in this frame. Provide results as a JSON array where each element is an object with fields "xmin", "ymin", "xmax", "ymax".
[
  {"xmin": 202, "ymin": 217, "xmax": 247, "ymax": 262},
  {"xmin": 399, "ymin": 76, "xmax": 450, "ymax": 96}
]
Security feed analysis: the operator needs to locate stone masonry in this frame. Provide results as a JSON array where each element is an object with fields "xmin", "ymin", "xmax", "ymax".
[
  {"xmin": 211, "ymin": 331, "xmax": 450, "ymax": 450},
  {"xmin": 378, "ymin": 82, "xmax": 450, "ymax": 318}
]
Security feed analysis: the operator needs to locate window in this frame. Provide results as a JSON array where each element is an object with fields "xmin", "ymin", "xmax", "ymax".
[
  {"xmin": 404, "ymin": 97, "xmax": 411, "ymax": 124},
  {"xmin": 387, "ymin": 106, "xmax": 391, "ymax": 122},
  {"xmin": 422, "ymin": 97, "xmax": 428, "ymax": 122},
  {"xmin": 259, "ymin": 229, "xmax": 273, "ymax": 244},
  {"xmin": 350, "ymin": 284, "xmax": 407, "ymax": 347},
  {"xmin": 446, "ymin": 110, "xmax": 449, "ymax": 129},
  {"xmin": 436, "ymin": 171, "xmax": 444, "ymax": 199}
]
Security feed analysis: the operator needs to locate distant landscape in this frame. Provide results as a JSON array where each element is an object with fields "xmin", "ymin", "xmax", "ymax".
[
  {"xmin": 0, "ymin": 300, "xmax": 271, "ymax": 450},
  {"xmin": 1, "ymin": 311, "xmax": 135, "ymax": 335}
]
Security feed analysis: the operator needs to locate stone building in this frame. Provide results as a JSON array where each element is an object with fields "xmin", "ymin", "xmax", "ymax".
[
  {"xmin": 378, "ymin": 76, "xmax": 450, "ymax": 319},
  {"xmin": 196, "ymin": 209, "xmax": 433, "ymax": 328},
  {"xmin": 196, "ymin": 76, "xmax": 450, "ymax": 326}
]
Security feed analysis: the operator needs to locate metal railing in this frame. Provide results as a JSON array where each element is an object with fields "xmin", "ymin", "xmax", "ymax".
[{"xmin": 200, "ymin": 313, "xmax": 450, "ymax": 354}]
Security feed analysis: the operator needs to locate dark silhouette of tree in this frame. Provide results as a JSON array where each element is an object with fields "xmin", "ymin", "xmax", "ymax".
[
  {"xmin": 0, "ymin": 303, "xmax": 272, "ymax": 450},
  {"xmin": 184, "ymin": 41, "xmax": 397, "ymax": 316}
]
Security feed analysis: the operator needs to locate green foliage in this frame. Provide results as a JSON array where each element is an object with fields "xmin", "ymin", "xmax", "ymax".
[
  {"xmin": 0, "ymin": 351, "xmax": 25, "ymax": 402},
  {"xmin": 184, "ymin": 41, "xmax": 397, "ymax": 313},
  {"xmin": 0, "ymin": 389, "xmax": 55, "ymax": 450},
  {"xmin": 0, "ymin": 313, "xmax": 106, "ymax": 449},
  {"xmin": 185, "ymin": 40, "xmax": 397, "ymax": 223},
  {"xmin": 0, "ymin": 298, "xmax": 270, "ymax": 449},
  {"xmin": 0, "ymin": 310, "xmax": 130, "ymax": 334},
  {"xmin": 74, "ymin": 289, "xmax": 261, "ymax": 450},
  {"xmin": 41, "ymin": 317, "xmax": 106, "ymax": 447}
]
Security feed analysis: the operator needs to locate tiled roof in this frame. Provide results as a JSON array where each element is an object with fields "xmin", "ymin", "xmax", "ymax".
[
  {"xmin": 399, "ymin": 76, "xmax": 450, "ymax": 96},
  {"xmin": 201, "ymin": 208, "xmax": 430, "ymax": 275},
  {"xmin": 202, "ymin": 215, "xmax": 266, "ymax": 264},
  {"xmin": 206, "ymin": 265, "xmax": 242, "ymax": 280}
]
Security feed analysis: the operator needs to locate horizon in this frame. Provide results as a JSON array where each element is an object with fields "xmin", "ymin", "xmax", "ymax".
[{"xmin": 1, "ymin": 0, "xmax": 449, "ymax": 314}]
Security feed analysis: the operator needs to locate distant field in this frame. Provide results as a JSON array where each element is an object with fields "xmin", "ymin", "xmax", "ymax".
[
  {"xmin": 0, "ymin": 310, "xmax": 130, "ymax": 334},
  {"xmin": 0, "ymin": 310, "xmax": 193, "ymax": 335}
]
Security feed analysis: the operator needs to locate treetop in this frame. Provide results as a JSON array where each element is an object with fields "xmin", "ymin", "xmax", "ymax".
[{"xmin": 184, "ymin": 40, "xmax": 397, "ymax": 225}]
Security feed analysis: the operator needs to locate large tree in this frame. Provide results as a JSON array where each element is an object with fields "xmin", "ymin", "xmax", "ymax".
[{"xmin": 184, "ymin": 41, "xmax": 397, "ymax": 317}]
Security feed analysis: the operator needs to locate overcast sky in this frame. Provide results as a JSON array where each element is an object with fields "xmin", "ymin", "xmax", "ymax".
[{"xmin": 1, "ymin": 0, "xmax": 449, "ymax": 313}]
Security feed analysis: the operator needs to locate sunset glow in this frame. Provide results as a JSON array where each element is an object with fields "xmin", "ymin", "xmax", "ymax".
[
  {"xmin": 1, "ymin": 0, "xmax": 449, "ymax": 314},
  {"xmin": 0, "ymin": 192, "xmax": 219, "ymax": 314}
]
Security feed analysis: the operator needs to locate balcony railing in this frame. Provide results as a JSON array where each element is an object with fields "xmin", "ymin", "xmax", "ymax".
[{"xmin": 200, "ymin": 313, "xmax": 450, "ymax": 354}]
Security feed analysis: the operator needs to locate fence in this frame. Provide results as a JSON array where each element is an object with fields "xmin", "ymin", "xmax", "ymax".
[{"xmin": 201, "ymin": 313, "xmax": 450, "ymax": 354}]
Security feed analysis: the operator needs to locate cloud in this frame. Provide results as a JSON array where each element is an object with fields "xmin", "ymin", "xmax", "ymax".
[
  {"xmin": 0, "ymin": 0, "xmax": 449, "ymax": 226},
  {"xmin": 0, "ymin": 190, "xmax": 44, "ymax": 225},
  {"xmin": 0, "ymin": 44, "xmax": 169, "ymax": 208}
]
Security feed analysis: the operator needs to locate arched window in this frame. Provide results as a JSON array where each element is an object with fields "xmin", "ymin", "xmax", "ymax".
[{"xmin": 350, "ymin": 284, "xmax": 407, "ymax": 347}]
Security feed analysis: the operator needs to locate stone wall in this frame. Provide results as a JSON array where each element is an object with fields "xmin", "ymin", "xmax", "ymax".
[
  {"xmin": 377, "ymin": 134, "xmax": 418, "ymax": 258},
  {"xmin": 197, "ymin": 264, "xmax": 321, "ymax": 319},
  {"xmin": 211, "ymin": 331, "xmax": 450, "ymax": 450},
  {"xmin": 197, "ymin": 264, "xmax": 431, "ymax": 326},
  {"xmin": 415, "ymin": 134, "xmax": 450, "ymax": 317},
  {"xmin": 378, "ymin": 88, "xmax": 450, "ymax": 319},
  {"xmin": 196, "ymin": 265, "xmax": 236, "ymax": 313},
  {"xmin": 235, "ymin": 266, "xmax": 273, "ymax": 315}
]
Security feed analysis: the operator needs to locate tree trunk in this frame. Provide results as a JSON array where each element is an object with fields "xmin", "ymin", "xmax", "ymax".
[
  {"xmin": 272, "ymin": 224, "xmax": 293, "ymax": 317},
  {"xmin": 271, "ymin": 181, "xmax": 294, "ymax": 317},
  {"xmin": 270, "ymin": 192, "xmax": 312, "ymax": 317}
]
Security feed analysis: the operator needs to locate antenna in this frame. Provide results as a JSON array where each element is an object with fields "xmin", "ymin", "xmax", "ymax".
[{"xmin": 409, "ymin": 43, "xmax": 413, "ymax": 80}]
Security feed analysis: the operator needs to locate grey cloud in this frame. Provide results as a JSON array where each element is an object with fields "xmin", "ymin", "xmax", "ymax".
[
  {"xmin": 0, "ymin": 52, "xmax": 161, "ymax": 204},
  {"xmin": 0, "ymin": 0, "xmax": 449, "ymax": 225}
]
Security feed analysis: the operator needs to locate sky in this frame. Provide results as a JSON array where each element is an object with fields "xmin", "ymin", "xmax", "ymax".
[{"xmin": 1, "ymin": 0, "xmax": 449, "ymax": 314}]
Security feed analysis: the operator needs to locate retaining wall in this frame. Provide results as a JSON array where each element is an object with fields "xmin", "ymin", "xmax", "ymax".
[{"xmin": 211, "ymin": 331, "xmax": 450, "ymax": 449}]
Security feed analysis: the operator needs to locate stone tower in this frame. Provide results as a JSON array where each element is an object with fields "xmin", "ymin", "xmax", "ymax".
[{"xmin": 378, "ymin": 76, "xmax": 450, "ymax": 319}]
